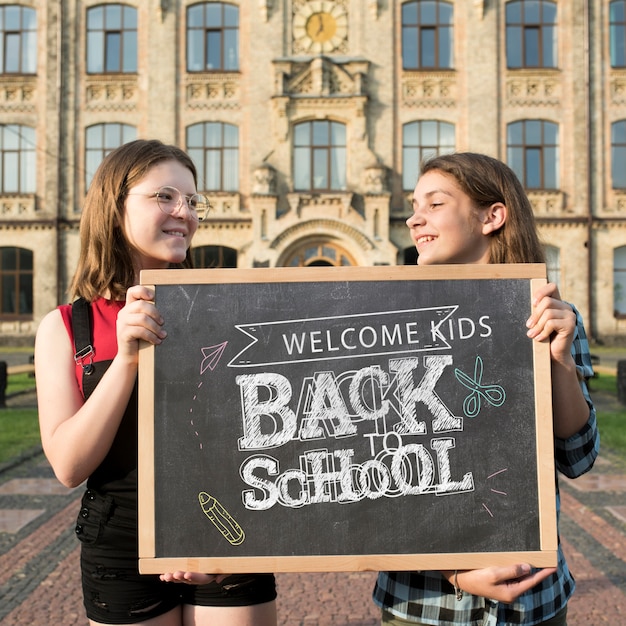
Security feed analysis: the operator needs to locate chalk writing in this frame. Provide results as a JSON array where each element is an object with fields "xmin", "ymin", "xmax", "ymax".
[{"xmin": 141, "ymin": 267, "xmax": 555, "ymax": 570}]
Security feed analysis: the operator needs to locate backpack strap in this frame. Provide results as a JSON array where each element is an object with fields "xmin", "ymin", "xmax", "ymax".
[
  {"xmin": 71, "ymin": 297, "xmax": 94, "ymax": 376},
  {"xmin": 71, "ymin": 297, "xmax": 108, "ymax": 400}
]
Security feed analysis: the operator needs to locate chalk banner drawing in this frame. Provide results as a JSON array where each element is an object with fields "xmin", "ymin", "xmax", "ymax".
[{"xmin": 138, "ymin": 264, "xmax": 557, "ymax": 574}]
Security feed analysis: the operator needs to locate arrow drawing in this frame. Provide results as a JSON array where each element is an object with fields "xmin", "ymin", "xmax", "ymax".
[{"xmin": 200, "ymin": 342, "xmax": 228, "ymax": 374}]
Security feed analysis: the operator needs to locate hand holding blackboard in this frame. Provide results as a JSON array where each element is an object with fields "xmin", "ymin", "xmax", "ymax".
[{"xmin": 137, "ymin": 264, "xmax": 556, "ymax": 575}]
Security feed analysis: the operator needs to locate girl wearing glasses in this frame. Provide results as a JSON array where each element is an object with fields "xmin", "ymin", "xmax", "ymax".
[{"xmin": 35, "ymin": 139, "xmax": 277, "ymax": 626}]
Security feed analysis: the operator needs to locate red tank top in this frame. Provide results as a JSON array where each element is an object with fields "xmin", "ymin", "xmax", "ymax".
[
  {"xmin": 59, "ymin": 298, "xmax": 124, "ymax": 395},
  {"xmin": 58, "ymin": 297, "xmax": 136, "ymax": 499}
]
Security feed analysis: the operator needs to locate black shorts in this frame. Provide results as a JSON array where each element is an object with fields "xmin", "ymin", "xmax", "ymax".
[{"xmin": 76, "ymin": 489, "xmax": 276, "ymax": 624}]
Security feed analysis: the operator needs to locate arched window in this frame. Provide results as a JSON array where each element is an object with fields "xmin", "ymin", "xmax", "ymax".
[
  {"xmin": 86, "ymin": 4, "xmax": 137, "ymax": 73},
  {"xmin": 0, "ymin": 247, "xmax": 32, "ymax": 319},
  {"xmin": 0, "ymin": 124, "xmax": 35, "ymax": 193},
  {"xmin": 401, "ymin": 0, "xmax": 453, "ymax": 70},
  {"xmin": 187, "ymin": 122, "xmax": 239, "ymax": 191},
  {"xmin": 0, "ymin": 5, "xmax": 36, "ymax": 74},
  {"xmin": 192, "ymin": 245, "xmax": 237, "ymax": 268},
  {"xmin": 187, "ymin": 2, "xmax": 239, "ymax": 71},
  {"xmin": 507, "ymin": 120, "xmax": 559, "ymax": 189},
  {"xmin": 285, "ymin": 242, "xmax": 355, "ymax": 267},
  {"xmin": 402, "ymin": 120, "xmax": 455, "ymax": 190},
  {"xmin": 610, "ymin": 1, "xmax": 626, "ymax": 68},
  {"xmin": 506, "ymin": 0, "xmax": 557, "ymax": 69},
  {"xmin": 615, "ymin": 247, "xmax": 626, "ymax": 317},
  {"xmin": 293, "ymin": 120, "xmax": 347, "ymax": 192},
  {"xmin": 85, "ymin": 123, "xmax": 136, "ymax": 190},
  {"xmin": 612, "ymin": 120, "xmax": 626, "ymax": 189}
]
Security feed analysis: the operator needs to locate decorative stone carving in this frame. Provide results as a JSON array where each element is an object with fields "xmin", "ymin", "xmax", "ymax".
[
  {"xmin": 611, "ymin": 72, "xmax": 626, "ymax": 105},
  {"xmin": 260, "ymin": 0, "xmax": 273, "ymax": 22},
  {"xmin": 0, "ymin": 195, "xmax": 37, "ymax": 219},
  {"xmin": 252, "ymin": 164, "xmax": 277, "ymax": 195},
  {"xmin": 527, "ymin": 190, "xmax": 566, "ymax": 215},
  {"xmin": 402, "ymin": 72, "xmax": 456, "ymax": 108},
  {"xmin": 278, "ymin": 57, "xmax": 368, "ymax": 98},
  {"xmin": 506, "ymin": 72, "xmax": 561, "ymax": 106},
  {"xmin": 85, "ymin": 78, "xmax": 138, "ymax": 111},
  {"xmin": 0, "ymin": 77, "xmax": 36, "ymax": 113},
  {"xmin": 159, "ymin": 0, "xmax": 171, "ymax": 21},
  {"xmin": 185, "ymin": 75, "xmax": 241, "ymax": 110},
  {"xmin": 204, "ymin": 192, "xmax": 241, "ymax": 216},
  {"xmin": 362, "ymin": 162, "xmax": 388, "ymax": 193},
  {"xmin": 613, "ymin": 192, "xmax": 626, "ymax": 213},
  {"xmin": 269, "ymin": 216, "xmax": 374, "ymax": 252},
  {"xmin": 272, "ymin": 57, "xmax": 369, "ymax": 142}
]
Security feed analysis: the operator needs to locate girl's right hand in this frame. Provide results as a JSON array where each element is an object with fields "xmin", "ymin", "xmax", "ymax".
[
  {"xmin": 115, "ymin": 285, "xmax": 167, "ymax": 363},
  {"xmin": 159, "ymin": 571, "xmax": 230, "ymax": 585}
]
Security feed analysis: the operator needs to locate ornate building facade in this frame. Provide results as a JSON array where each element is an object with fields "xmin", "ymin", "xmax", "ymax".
[{"xmin": 2, "ymin": 0, "xmax": 626, "ymax": 344}]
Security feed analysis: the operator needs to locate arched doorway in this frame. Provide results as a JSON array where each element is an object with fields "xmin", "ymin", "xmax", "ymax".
[{"xmin": 282, "ymin": 241, "xmax": 356, "ymax": 267}]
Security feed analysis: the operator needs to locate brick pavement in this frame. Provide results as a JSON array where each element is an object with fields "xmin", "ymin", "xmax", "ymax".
[{"xmin": 1, "ymin": 390, "xmax": 625, "ymax": 625}]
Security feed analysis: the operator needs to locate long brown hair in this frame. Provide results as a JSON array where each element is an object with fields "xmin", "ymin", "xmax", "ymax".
[
  {"xmin": 420, "ymin": 152, "xmax": 546, "ymax": 264},
  {"xmin": 70, "ymin": 139, "xmax": 197, "ymax": 301}
]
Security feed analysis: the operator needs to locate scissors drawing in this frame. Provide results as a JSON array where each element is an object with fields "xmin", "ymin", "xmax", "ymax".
[{"xmin": 454, "ymin": 356, "xmax": 506, "ymax": 418}]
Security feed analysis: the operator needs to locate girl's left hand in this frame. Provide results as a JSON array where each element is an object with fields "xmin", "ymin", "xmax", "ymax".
[
  {"xmin": 526, "ymin": 283, "xmax": 576, "ymax": 364},
  {"xmin": 444, "ymin": 565, "xmax": 557, "ymax": 604},
  {"xmin": 159, "ymin": 571, "xmax": 229, "ymax": 585}
]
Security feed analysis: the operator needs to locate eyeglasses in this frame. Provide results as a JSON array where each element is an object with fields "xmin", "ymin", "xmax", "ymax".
[{"xmin": 127, "ymin": 186, "xmax": 211, "ymax": 222}]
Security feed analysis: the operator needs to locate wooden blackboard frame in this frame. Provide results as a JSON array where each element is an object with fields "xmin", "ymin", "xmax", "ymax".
[{"xmin": 138, "ymin": 264, "xmax": 556, "ymax": 574}]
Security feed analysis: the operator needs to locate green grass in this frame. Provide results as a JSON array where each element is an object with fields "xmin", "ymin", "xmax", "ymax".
[
  {"xmin": 6, "ymin": 371, "xmax": 36, "ymax": 395},
  {"xmin": 598, "ymin": 412, "xmax": 626, "ymax": 459},
  {"xmin": 589, "ymin": 371, "xmax": 626, "ymax": 458},
  {"xmin": 0, "ymin": 407, "xmax": 40, "ymax": 464},
  {"xmin": 0, "ymin": 371, "xmax": 39, "ymax": 464}
]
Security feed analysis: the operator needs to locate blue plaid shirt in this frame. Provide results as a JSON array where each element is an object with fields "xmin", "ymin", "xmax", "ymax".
[{"xmin": 373, "ymin": 305, "xmax": 600, "ymax": 625}]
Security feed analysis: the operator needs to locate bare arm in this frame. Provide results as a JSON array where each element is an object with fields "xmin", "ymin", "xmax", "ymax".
[{"xmin": 35, "ymin": 286, "xmax": 166, "ymax": 488}]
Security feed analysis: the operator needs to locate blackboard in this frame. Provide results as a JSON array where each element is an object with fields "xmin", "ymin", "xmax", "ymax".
[{"xmin": 138, "ymin": 264, "xmax": 556, "ymax": 574}]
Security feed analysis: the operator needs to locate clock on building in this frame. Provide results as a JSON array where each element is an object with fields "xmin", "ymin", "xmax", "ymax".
[{"xmin": 293, "ymin": 1, "xmax": 348, "ymax": 54}]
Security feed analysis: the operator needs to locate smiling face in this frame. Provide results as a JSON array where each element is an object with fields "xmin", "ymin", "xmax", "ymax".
[
  {"xmin": 123, "ymin": 160, "xmax": 199, "ymax": 274},
  {"xmin": 406, "ymin": 170, "xmax": 505, "ymax": 266}
]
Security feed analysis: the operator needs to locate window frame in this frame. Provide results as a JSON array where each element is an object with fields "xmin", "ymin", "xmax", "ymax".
[
  {"xmin": 612, "ymin": 120, "xmax": 626, "ymax": 189},
  {"xmin": 186, "ymin": 122, "xmax": 239, "ymax": 192},
  {"xmin": 285, "ymin": 242, "xmax": 356, "ymax": 267},
  {"xmin": 507, "ymin": 119, "xmax": 559, "ymax": 190},
  {"xmin": 0, "ymin": 124, "xmax": 36, "ymax": 194},
  {"xmin": 0, "ymin": 5, "xmax": 37, "ymax": 75},
  {"xmin": 84, "ymin": 123, "xmax": 137, "ymax": 190},
  {"xmin": 293, "ymin": 120, "xmax": 347, "ymax": 193},
  {"xmin": 610, "ymin": 0, "xmax": 626, "ymax": 68},
  {"xmin": 186, "ymin": 2, "xmax": 239, "ymax": 72},
  {"xmin": 402, "ymin": 120, "xmax": 455, "ymax": 191},
  {"xmin": 505, "ymin": 0, "xmax": 557, "ymax": 69},
  {"xmin": 614, "ymin": 246, "xmax": 626, "ymax": 318},
  {"xmin": 192, "ymin": 245, "xmax": 238, "ymax": 268},
  {"xmin": 401, "ymin": 0, "xmax": 454, "ymax": 71},
  {"xmin": 0, "ymin": 246, "xmax": 33, "ymax": 320},
  {"xmin": 86, "ymin": 4, "xmax": 138, "ymax": 74}
]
